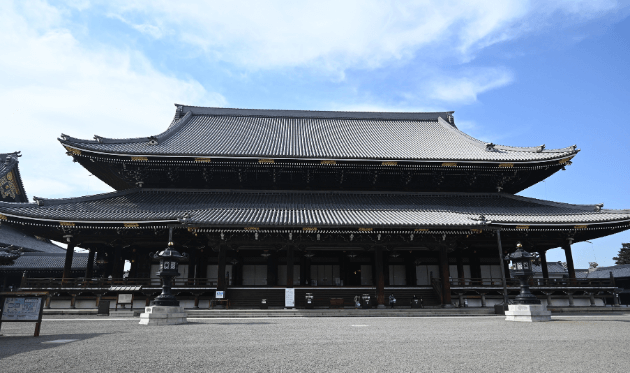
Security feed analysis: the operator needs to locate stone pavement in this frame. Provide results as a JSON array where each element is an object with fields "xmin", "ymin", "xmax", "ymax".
[{"xmin": 1, "ymin": 314, "xmax": 629, "ymax": 372}]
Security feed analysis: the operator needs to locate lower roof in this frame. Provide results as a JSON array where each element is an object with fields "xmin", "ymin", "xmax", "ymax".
[
  {"xmin": 0, "ymin": 252, "xmax": 90, "ymax": 271},
  {"xmin": 0, "ymin": 188, "xmax": 628, "ymax": 229},
  {"xmin": 0, "ymin": 223, "xmax": 65, "ymax": 253}
]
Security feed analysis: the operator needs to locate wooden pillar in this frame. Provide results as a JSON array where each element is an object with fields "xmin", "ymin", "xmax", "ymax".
[
  {"xmin": 405, "ymin": 252, "xmax": 415, "ymax": 286},
  {"xmin": 128, "ymin": 249, "xmax": 139, "ymax": 279},
  {"xmin": 383, "ymin": 253, "xmax": 390, "ymax": 286},
  {"xmin": 503, "ymin": 255, "xmax": 511, "ymax": 279},
  {"xmin": 562, "ymin": 242, "xmax": 576, "ymax": 280},
  {"xmin": 267, "ymin": 251, "xmax": 278, "ymax": 286},
  {"xmin": 187, "ymin": 249, "xmax": 197, "ymax": 285},
  {"xmin": 456, "ymin": 254, "xmax": 465, "ymax": 285},
  {"xmin": 341, "ymin": 252, "xmax": 349, "ymax": 286},
  {"xmin": 104, "ymin": 249, "xmax": 114, "ymax": 277},
  {"xmin": 540, "ymin": 250, "xmax": 549, "ymax": 279},
  {"xmin": 375, "ymin": 246, "xmax": 385, "ymax": 308},
  {"xmin": 112, "ymin": 246, "xmax": 124, "ymax": 279},
  {"xmin": 62, "ymin": 242, "xmax": 76, "ymax": 281},
  {"xmin": 217, "ymin": 244, "xmax": 227, "ymax": 291},
  {"xmin": 197, "ymin": 248, "xmax": 208, "ymax": 285},
  {"xmin": 300, "ymin": 254, "xmax": 308, "ymax": 286},
  {"xmin": 286, "ymin": 245, "xmax": 294, "ymax": 288},
  {"xmin": 439, "ymin": 246, "xmax": 452, "ymax": 307},
  {"xmin": 85, "ymin": 248, "xmax": 95, "ymax": 278},
  {"xmin": 470, "ymin": 254, "xmax": 481, "ymax": 283}
]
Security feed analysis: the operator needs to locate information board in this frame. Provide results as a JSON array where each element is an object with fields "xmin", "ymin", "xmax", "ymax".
[
  {"xmin": 117, "ymin": 294, "xmax": 133, "ymax": 304},
  {"xmin": 1, "ymin": 297, "xmax": 43, "ymax": 322},
  {"xmin": 216, "ymin": 291, "xmax": 224, "ymax": 299},
  {"xmin": 285, "ymin": 288, "xmax": 295, "ymax": 308}
]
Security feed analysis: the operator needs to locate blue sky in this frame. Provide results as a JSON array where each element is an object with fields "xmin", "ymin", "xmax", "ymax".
[{"xmin": 1, "ymin": 1, "xmax": 629, "ymax": 267}]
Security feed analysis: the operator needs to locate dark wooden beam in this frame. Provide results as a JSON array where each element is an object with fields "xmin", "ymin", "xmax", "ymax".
[{"xmin": 62, "ymin": 242, "xmax": 75, "ymax": 281}]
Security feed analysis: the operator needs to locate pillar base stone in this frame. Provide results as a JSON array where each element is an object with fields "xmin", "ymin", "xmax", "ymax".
[
  {"xmin": 505, "ymin": 304, "xmax": 551, "ymax": 322},
  {"xmin": 139, "ymin": 306, "xmax": 187, "ymax": 326}
]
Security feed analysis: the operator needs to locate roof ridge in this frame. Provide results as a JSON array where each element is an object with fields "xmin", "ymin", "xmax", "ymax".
[{"xmin": 30, "ymin": 188, "xmax": 138, "ymax": 207}]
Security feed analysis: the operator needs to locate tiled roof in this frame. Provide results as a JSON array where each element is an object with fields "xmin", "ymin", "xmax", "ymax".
[
  {"xmin": 0, "ymin": 189, "xmax": 628, "ymax": 228},
  {"xmin": 0, "ymin": 152, "xmax": 27, "ymax": 203},
  {"xmin": 587, "ymin": 264, "xmax": 630, "ymax": 279},
  {"xmin": 533, "ymin": 262, "xmax": 567, "ymax": 274},
  {"xmin": 0, "ymin": 223, "xmax": 66, "ymax": 253},
  {"xmin": 0, "ymin": 252, "xmax": 90, "ymax": 271},
  {"xmin": 59, "ymin": 106, "xmax": 578, "ymax": 163}
]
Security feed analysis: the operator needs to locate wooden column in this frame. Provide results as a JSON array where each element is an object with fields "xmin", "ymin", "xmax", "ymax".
[
  {"xmin": 85, "ymin": 248, "xmax": 95, "ymax": 278},
  {"xmin": 62, "ymin": 242, "xmax": 75, "ymax": 281},
  {"xmin": 383, "ymin": 253, "xmax": 390, "ymax": 286},
  {"xmin": 439, "ymin": 246, "xmax": 452, "ymax": 307},
  {"xmin": 267, "ymin": 251, "xmax": 278, "ymax": 286},
  {"xmin": 197, "ymin": 248, "xmax": 208, "ymax": 285},
  {"xmin": 217, "ymin": 244, "xmax": 227, "ymax": 291},
  {"xmin": 540, "ymin": 250, "xmax": 549, "ymax": 279},
  {"xmin": 405, "ymin": 252, "xmax": 415, "ymax": 286},
  {"xmin": 562, "ymin": 242, "xmax": 576, "ymax": 280},
  {"xmin": 286, "ymin": 245, "xmax": 294, "ymax": 288},
  {"xmin": 187, "ymin": 249, "xmax": 197, "ymax": 285},
  {"xmin": 375, "ymin": 246, "xmax": 385, "ymax": 308},
  {"xmin": 456, "ymin": 254, "xmax": 465, "ymax": 285},
  {"xmin": 112, "ymin": 246, "xmax": 124, "ymax": 279},
  {"xmin": 300, "ymin": 253, "xmax": 308, "ymax": 285}
]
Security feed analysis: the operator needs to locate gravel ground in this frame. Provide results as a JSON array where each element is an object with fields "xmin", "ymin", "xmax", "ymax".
[{"xmin": 1, "ymin": 314, "xmax": 629, "ymax": 373}]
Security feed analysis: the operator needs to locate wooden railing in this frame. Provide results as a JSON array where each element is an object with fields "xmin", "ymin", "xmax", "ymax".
[
  {"xmin": 22, "ymin": 277, "xmax": 221, "ymax": 289},
  {"xmin": 448, "ymin": 277, "xmax": 615, "ymax": 288}
]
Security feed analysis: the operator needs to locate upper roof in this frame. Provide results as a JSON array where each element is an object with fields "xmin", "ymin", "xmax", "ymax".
[
  {"xmin": 58, "ymin": 105, "xmax": 579, "ymax": 163},
  {"xmin": 0, "ymin": 188, "xmax": 627, "ymax": 229},
  {"xmin": 0, "ymin": 223, "xmax": 65, "ymax": 253},
  {"xmin": 0, "ymin": 152, "xmax": 28, "ymax": 203}
]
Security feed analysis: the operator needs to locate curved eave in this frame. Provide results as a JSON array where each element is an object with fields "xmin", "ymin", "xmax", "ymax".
[{"xmin": 59, "ymin": 142, "xmax": 579, "ymax": 166}]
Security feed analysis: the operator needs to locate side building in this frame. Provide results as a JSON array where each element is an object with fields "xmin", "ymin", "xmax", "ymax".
[{"xmin": 0, "ymin": 152, "xmax": 93, "ymax": 290}]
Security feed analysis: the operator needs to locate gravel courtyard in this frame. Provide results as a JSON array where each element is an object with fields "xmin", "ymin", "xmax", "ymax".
[{"xmin": 1, "ymin": 315, "xmax": 629, "ymax": 372}]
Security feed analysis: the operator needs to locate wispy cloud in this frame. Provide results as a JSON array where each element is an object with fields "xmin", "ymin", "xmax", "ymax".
[
  {"xmin": 80, "ymin": 0, "xmax": 628, "ymax": 74},
  {"xmin": 428, "ymin": 67, "xmax": 515, "ymax": 104},
  {"xmin": 0, "ymin": 0, "xmax": 226, "ymax": 199}
]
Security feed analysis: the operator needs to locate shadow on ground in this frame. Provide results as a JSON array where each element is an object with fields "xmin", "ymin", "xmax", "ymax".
[{"xmin": 0, "ymin": 332, "xmax": 108, "ymax": 359}]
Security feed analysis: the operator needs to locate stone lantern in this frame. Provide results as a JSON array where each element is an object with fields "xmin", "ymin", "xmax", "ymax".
[
  {"xmin": 508, "ymin": 244, "xmax": 540, "ymax": 305},
  {"xmin": 151, "ymin": 242, "xmax": 187, "ymax": 306},
  {"xmin": 139, "ymin": 239, "xmax": 189, "ymax": 326},
  {"xmin": 504, "ymin": 242, "xmax": 551, "ymax": 322}
]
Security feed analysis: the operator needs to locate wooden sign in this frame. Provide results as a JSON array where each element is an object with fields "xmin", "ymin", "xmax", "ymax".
[{"xmin": 0, "ymin": 292, "xmax": 46, "ymax": 337}]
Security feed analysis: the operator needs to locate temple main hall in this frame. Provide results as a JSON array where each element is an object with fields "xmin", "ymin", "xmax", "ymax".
[{"xmin": 1, "ymin": 105, "xmax": 628, "ymax": 309}]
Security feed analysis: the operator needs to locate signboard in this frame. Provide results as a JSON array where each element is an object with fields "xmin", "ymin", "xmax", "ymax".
[
  {"xmin": 1, "ymin": 297, "xmax": 43, "ymax": 322},
  {"xmin": 0, "ymin": 293, "xmax": 46, "ymax": 337},
  {"xmin": 117, "ymin": 294, "xmax": 133, "ymax": 304},
  {"xmin": 216, "ymin": 291, "xmax": 224, "ymax": 299},
  {"xmin": 285, "ymin": 288, "xmax": 295, "ymax": 308}
]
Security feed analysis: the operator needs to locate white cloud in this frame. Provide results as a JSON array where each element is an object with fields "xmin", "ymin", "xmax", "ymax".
[
  {"xmin": 429, "ymin": 67, "xmax": 515, "ymax": 104},
  {"xmin": 87, "ymin": 0, "xmax": 628, "ymax": 73},
  {"xmin": 0, "ymin": 0, "xmax": 226, "ymax": 199}
]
